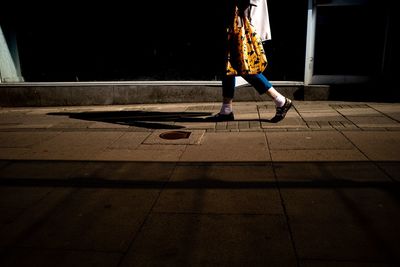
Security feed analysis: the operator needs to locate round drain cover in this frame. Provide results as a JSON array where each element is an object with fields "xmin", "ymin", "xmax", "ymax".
[{"xmin": 159, "ymin": 131, "xmax": 191, "ymax": 140}]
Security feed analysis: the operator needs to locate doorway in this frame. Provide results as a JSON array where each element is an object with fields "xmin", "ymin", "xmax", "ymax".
[{"xmin": 304, "ymin": 0, "xmax": 389, "ymax": 85}]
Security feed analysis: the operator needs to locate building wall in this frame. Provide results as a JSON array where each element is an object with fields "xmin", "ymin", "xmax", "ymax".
[{"xmin": 0, "ymin": 1, "xmax": 308, "ymax": 82}]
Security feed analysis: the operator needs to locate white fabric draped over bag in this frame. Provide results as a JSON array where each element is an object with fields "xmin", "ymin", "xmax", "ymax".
[
  {"xmin": 249, "ymin": 0, "xmax": 271, "ymax": 41},
  {"xmin": 236, "ymin": 0, "xmax": 271, "ymax": 87}
]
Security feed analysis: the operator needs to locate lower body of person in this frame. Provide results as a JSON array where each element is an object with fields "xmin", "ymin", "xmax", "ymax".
[{"xmin": 208, "ymin": 73, "xmax": 292, "ymax": 122}]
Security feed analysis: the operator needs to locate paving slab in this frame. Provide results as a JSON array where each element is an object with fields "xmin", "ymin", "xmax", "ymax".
[
  {"xmin": 120, "ymin": 213, "xmax": 297, "ymax": 267},
  {"xmin": 0, "ymin": 160, "xmax": 10, "ymax": 169},
  {"xmin": 0, "ymin": 101, "xmax": 399, "ymax": 266},
  {"xmin": 0, "ymin": 207, "xmax": 22, "ymax": 228},
  {"xmin": 346, "ymin": 116, "xmax": 399, "ymax": 128},
  {"xmin": 262, "ymin": 117, "xmax": 308, "ymax": 129},
  {"xmin": 300, "ymin": 260, "xmax": 397, "ymax": 267},
  {"xmin": 368, "ymin": 104, "xmax": 400, "ymax": 121},
  {"xmin": 88, "ymin": 121, "xmax": 131, "ymax": 129},
  {"xmin": 153, "ymin": 163, "xmax": 283, "ymax": 214},
  {"xmin": 0, "ymin": 248, "xmax": 122, "ymax": 267},
  {"xmin": 294, "ymin": 102, "xmax": 337, "ymax": 112},
  {"xmin": 180, "ymin": 132, "xmax": 270, "ymax": 162},
  {"xmin": 25, "ymin": 131, "xmax": 124, "ymax": 160},
  {"xmin": 0, "ymin": 148, "xmax": 32, "ymax": 160},
  {"xmin": 375, "ymin": 162, "xmax": 400, "ymax": 182},
  {"xmin": 267, "ymin": 131, "xmax": 355, "ymax": 150},
  {"xmin": 67, "ymin": 161, "xmax": 176, "ymax": 182},
  {"xmin": 173, "ymin": 122, "xmax": 216, "ymax": 130},
  {"xmin": 300, "ymin": 113, "xmax": 349, "ymax": 122},
  {"xmin": 274, "ymin": 162, "xmax": 391, "ymax": 183},
  {"xmin": 0, "ymin": 186, "xmax": 53, "ymax": 210},
  {"xmin": 336, "ymin": 107, "xmax": 382, "ymax": 117},
  {"xmin": 50, "ymin": 121, "xmax": 95, "ymax": 129},
  {"xmin": 96, "ymin": 147, "xmax": 186, "ymax": 161},
  {"xmin": 270, "ymin": 149, "xmax": 368, "ymax": 162},
  {"xmin": 281, "ymin": 188, "xmax": 400, "ymax": 262},
  {"xmin": 0, "ymin": 132, "xmax": 61, "ymax": 148},
  {"xmin": 17, "ymin": 188, "xmax": 159, "ymax": 252},
  {"xmin": 106, "ymin": 132, "xmax": 150, "ymax": 150},
  {"xmin": 0, "ymin": 161, "xmax": 86, "ymax": 180},
  {"xmin": 343, "ymin": 132, "xmax": 400, "ymax": 161},
  {"xmin": 0, "ymin": 188, "xmax": 74, "ymax": 247}
]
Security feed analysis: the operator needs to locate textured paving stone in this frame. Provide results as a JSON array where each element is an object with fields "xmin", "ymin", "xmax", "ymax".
[
  {"xmin": 68, "ymin": 161, "xmax": 176, "ymax": 182},
  {"xmin": 281, "ymin": 188, "xmax": 400, "ymax": 262},
  {"xmin": 300, "ymin": 260, "xmax": 397, "ymax": 267},
  {"xmin": 88, "ymin": 121, "xmax": 131, "ymax": 129},
  {"xmin": 120, "ymin": 213, "xmax": 297, "ymax": 267},
  {"xmin": 346, "ymin": 116, "xmax": 399, "ymax": 128},
  {"xmin": 262, "ymin": 117, "xmax": 308, "ymax": 129},
  {"xmin": 376, "ymin": 162, "xmax": 400, "ymax": 182},
  {"xmin": 0, "ymin": 102, "xmax": 399, "ymax": 266},
  {"xmin": 267, "ymin": 131, "xmax": 355, "ymax": 150},
  {"xmin": 25, "ymin": 132, "xmax": 124, "ymax": 160},
  {"xmin": 181, "ymin": 132, "xmax": 270, "ymax": 161},
  {"xmin": 0, "ymin": 161, "xmax": 85, "ymax": 180},
  {"xmin": 300, "ymin": 112, "xmax": 348, "ymax": 122},
  {"xmin": 0, "ymin": 188, "xmax": 74, "ymax": 247},
  {"xmin": 16, "ymin": 188, "xmax": 159, "ymax": 252},
  {"xmin": 0, "ymin": 132, "xmax": 60, "ymax": 148},
  {"xmin": 0, "ymin": 186, "xmax": 53, "ymax": 210},
  {"xmin": 0, "ymin": 148, "xmax": 32, "ymax": 160},
  {"xmin": 106, "ymin": 132, "xmax": 150, "ymax": 149},
  {"xmin": 0, "ymin": 248, "xmax": 122, "ymax": 267},
  {"xmin": 96, "ymin": 147, "xmax": 185, "ymax": 161},
  {"xmin": 0, "ymin": 160, "xmax": 9, "ymax": 169},
  {"xmin": 274, "ymin": 162, "xmax": 391, "ymax": 183},
  {"xmin": 343, "ymin": 132, "xmax": 400, "ymax": 161},
  {"xmin": 153, "ymin": 163, "xmax": 283, "ymax": 214},
  {"xmin": 270, "ymin": 149, "xmax": 368, "ymax": 162},
  {"xmin": 336, "ymin": 107, "xmax": 382, "ymax": 117}
]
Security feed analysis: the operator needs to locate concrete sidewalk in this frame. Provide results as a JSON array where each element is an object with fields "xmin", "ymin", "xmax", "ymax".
[{"xmin": 0, "ymin": 101, "xmax": 399, "ymax": 266}]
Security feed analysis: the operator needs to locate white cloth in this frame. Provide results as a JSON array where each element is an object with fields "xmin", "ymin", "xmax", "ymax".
[
  {"xmin": 250, "ymin": 0, "xmax": 272, "ymax": 41},
  {"xmin": 235, "ymin": 0, "xmax": 272, "ymax": 87}
]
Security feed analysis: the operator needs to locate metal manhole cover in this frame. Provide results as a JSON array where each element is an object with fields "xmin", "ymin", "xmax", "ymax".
[{"xmin": 159, "ymin": 131, "xmax": 191, "ymax": 140}]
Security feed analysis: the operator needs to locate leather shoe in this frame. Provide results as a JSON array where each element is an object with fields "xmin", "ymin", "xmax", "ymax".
[
  {"xmin": 270, "ymin": 98, "xmax": 292, "ymax": 123},
  {"xmin": 204, "ymin": 112, "xmax": 235, "ymax": 122}
]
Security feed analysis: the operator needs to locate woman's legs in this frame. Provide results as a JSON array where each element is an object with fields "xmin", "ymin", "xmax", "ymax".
[
  {"xmin": 213, "ymin": 73, "xmax": 292, "ymax": 121},
  {"xmin": 243, "ymin": 73, "xmax": 293, "ymax": 121},
  {"xmin": 243, "ymin": 73, "xmax": 286, "ymax": 107},
  {"xmin": 219, "ymin": 75, "xmax": 235, "ymax": 115}
]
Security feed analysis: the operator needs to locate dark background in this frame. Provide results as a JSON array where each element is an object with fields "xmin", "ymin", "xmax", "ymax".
[{"xmin": 1, "ymin": 1, "xmax": 308, "ymax": 82}]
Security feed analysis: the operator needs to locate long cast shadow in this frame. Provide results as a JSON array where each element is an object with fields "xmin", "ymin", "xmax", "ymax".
[
  {"xmin": 1, "ymin": 160, "xmax": 399, "ymax": 191},
  {"xmin": 47, "ymin": 110, "xmax": 276, "ymax": 129},
  {"xmin": 0, "ymin": 177, "xmax": 398, "ymax": 190},
  {"xmin": 48, "ymin": 110, "xmax": 213, "ymax": 129}
]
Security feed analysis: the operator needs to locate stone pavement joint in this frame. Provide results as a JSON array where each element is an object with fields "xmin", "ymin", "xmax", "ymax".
[{"xmin": 0, "ymin": 100, "xmax": 400, "ymax": 266}]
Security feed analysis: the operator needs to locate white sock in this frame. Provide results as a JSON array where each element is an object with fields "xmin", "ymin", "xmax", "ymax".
[
  {"xmin": 267, "ymin": 87, "xmax": 286, "ymax": 107},
  {"xmin": 274, "ymin": 95, "xmax": 286, "ymax": 107},
  {"xmin": 219, "ymin": 103, "xmax": 233, "ymax": 115}
]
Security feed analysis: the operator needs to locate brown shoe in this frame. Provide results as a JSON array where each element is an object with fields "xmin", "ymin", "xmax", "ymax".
[
  {"xmin": 271, "ymin": 98, "xmax": 292, "ymax": 123},
  {"xmin": 205, "ymin": 112, "xmax": 235, "ymax": 122}
]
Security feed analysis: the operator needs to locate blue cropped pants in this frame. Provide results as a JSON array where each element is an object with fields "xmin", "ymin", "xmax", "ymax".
[{"xmin": 222, "ymin": 73, "xmax": 273, "ymax": 99}]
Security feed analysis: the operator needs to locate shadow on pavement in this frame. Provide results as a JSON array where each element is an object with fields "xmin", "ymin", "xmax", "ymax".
[
  {"xmin": 1, "ymin": 160, "xmax": 399, "ymax": 190},
  {"xmin": 47, "ymin": 110, "xmax": 277, "ymax": 129},
  {"xmin": 0, "ymin": 177, "xmax": 398, "ymax": 190},
  {"xmin": 47, "ymin": 110, "xmax": 214, "ymax": 129}
]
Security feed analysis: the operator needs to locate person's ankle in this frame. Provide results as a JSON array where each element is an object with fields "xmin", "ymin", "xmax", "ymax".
[
  {"xmin": 274, "ymin": 95, "xmax": 286, "ymax": 107},
  {"xmin": 220, "ymin": 103, "xmax": 233, "ymax": 115}
]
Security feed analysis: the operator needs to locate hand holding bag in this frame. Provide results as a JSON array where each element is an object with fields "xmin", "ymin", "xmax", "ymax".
[{"xmin": 226, "ymin": 6, "xmax": 268, "ymax": 76}]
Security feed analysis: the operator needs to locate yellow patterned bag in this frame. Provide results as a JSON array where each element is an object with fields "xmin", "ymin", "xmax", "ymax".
[{"xmin": 226, "ymin": 7, "xmax": 268, "ymax": 76}]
